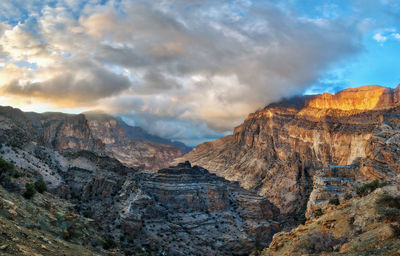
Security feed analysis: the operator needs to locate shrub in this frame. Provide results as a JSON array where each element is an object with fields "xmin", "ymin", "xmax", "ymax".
[
  {"xmin": 314, "ymin": 208, "xmax": 323, "ymax": 218},
  {"xmin": 295, "ymin": 230, "xmax": 345, "ymax": 254},
  {"xmin": 375, "ymin": 194, "xmax": 400, "ymax": 222},
  {"xmin": 23, "ymin": 183, "xmax": 36, "ymax": 199},
  {"xmin": 0, "ymin": 157, "xmax": 14, "ymax": 184},
  {"xmin": 82, "ymin": 209, "xmax": 92, "ymax": 218},
  {"xmin": 329, "ymin": 198, "xmax": 340, "ymax": 206},
  {"xmin": 344, "ymin": 192, "xmax": 353, "ymax": 200},
  {"xmin": 34, "ymin": 180, "xmax": 47, "ymax": 193},
  {"xmin": 355, "ymin": 179, "xmax": 387, "ymax": 197},
  {"xmin": 102, "ymin": 236, "xmax": 117, "ymax": 250},
  {"xmin": 0, "ymin": 157, "xmax": 14, "ymax": 175}
]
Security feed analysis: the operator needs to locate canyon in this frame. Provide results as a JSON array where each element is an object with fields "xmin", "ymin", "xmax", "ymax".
[{"xmin": 1, "ymin": 84, "xmax": 400, "ymax": 255}]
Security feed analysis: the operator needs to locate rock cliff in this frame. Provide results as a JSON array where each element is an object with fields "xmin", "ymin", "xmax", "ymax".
[{"xmin": 177, "ymin": 85, "xmax": 400, "ymax": 216}]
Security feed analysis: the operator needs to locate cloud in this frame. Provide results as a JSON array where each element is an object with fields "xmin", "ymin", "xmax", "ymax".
[
  {"xmin": 0, "ymin": 0, "xmax": 363, "ymax": 144},
  {"xmin": 373, "ymin": 33, "xmax": 388, "ymax": 43},
  {"xmin": 1, "ymin": 59, "xmax": 131, "ymax": 106},
  {"xmin": 392, "ymin": 32, "xmax": 400, "ymax": 39}
]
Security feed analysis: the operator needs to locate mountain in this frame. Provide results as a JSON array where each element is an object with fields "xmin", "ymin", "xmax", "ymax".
[
  {"xmin": 83, "ymin": 111, "xmax": 187, "ymax": 170},
  {"xmin": 116, "ymin": 116, "xmax": 192, "ymax": 154},
  {"xmin": 176, "ymin": 85, "xmax": 400, "ymax": 216},
  {"xmin": 0, "ymin": 106, "xmax": 187, "ymax": 170}
]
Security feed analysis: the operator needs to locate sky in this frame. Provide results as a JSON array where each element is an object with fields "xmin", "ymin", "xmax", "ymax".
[{"xmin": 0, "ymin": 0, "xmax": 399, "ymax": 146}]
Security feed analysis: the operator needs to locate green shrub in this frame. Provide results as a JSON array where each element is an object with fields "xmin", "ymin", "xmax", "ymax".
[
  {"xmin": 102, "ymin": 236, "xmax": 117, "ymax": 250},
  {"xmin": 314, "ymin": 208, "xmax": 323, "ymax": 217},
  {"xmin": 0, "ymin": 157, "xmax": 14, "ymax": 175},
  {"xmin": 23, "ymin": 183, "xmax": 36, "ymax": 199},
  {"xmin": 375, "ymin": 194, "xmax": 400, "ymax": 222},
  {"xmin": 34, "ymin": 180, "xmax": 47, "ymax": 193},
  {"xmin": 329, "ymin": 198, "xmax": 340, "ymax": 206},
  {"xmin": 344, "ymin": 192, "xmax": 353, "ymax": 200},
  {"xmin": 0, "ymin": 157, "xmax": 14, "ymax": 183},
  {"xmin": 355, "ymin": 179, "xmax": 387, "ymax": 197}
]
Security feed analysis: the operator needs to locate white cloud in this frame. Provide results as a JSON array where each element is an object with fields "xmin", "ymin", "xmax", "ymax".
[
  {"xmin": 373, "ymin": 33, "xmax": 388, "ymax": 43},
  {"xmin": 392, "ymin": 33, "xmax": 400, "ymax": 40}
]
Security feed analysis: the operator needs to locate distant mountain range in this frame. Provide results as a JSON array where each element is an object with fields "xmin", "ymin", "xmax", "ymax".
[
  {"xmin": 0, "ymin": 106, "xmax": 190, "ymax": 170},
  {"xmin": 114, "ymin": 116, "xmax": 192, "ymax": 154}
]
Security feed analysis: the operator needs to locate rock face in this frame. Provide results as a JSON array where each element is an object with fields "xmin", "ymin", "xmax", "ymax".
[
  {"xmin": 0, "ymin": 106, "xmax": 186, "ymax": 170},
  {"xmin": 177, "ymin": 85, "xmax": 400, "ymax": 216}
]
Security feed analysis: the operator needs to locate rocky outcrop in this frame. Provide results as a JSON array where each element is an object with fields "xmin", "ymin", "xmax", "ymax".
[{"xmin": 177, "ymin": 85, "xmax": 400, "ymax": 216}]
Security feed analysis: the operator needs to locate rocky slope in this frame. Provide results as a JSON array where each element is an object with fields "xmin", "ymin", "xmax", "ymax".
[
  {"xmin": 256, "ymin": 184, "xmax": 400, "ymax": 256},
  {"xmin": 0, "ymin": 106, "xmax": 186, "ymax": 170},
  {"xmin": 177, "ymin": 85, "xmax": 400, "ymax": 216}
]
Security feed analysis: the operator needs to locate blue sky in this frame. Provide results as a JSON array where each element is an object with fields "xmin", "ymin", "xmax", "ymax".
[{"xmin": 0, "ymin": 0, "xmax": 399, "ymax": 145}]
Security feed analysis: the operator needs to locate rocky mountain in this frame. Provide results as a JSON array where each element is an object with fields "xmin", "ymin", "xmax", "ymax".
[
  {"xmin": 176, "ymin": 85, "xmax": 400, "ymax": 217},
  {"xmin": 0, "ymin": 106, "xmax": 187, "ymax": 171}
]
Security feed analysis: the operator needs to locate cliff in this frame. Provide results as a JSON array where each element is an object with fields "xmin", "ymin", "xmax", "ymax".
[{"xmin": 177, "ymin": 85, "xmax": 400, "ymax": 216}]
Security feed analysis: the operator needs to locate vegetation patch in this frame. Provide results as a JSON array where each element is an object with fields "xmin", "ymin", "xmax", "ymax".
[
  {"xmin": 329, "ymin": 198, "xmax": 340, "ymax": 206},
  {"xmin": 0, "ymin": 157, "xmax": 15, "ymax": 186},
  {"xmin": 294, "ymin": 230, "xmax": 345, "ymax": 254},
  {"xmin": 375, "ymin": 193, "xmax": 400, "ymax": 222},
  {"xmin": 355, "ymin": 179, "xmax": 387, "ymax": 197},
  {"xmin": 34, "ymin": 180, "xmax": 47, "ymax": 193},
  {"xmin": 23, "ymin": 183, "xmax": 36, "ymax": 199}
]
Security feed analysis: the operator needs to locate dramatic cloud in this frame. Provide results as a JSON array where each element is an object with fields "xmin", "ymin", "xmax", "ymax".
[{"xmin": 0, "ymin": 0, "xmax": 365, "ymax": 144}]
